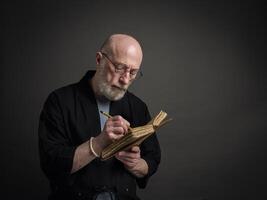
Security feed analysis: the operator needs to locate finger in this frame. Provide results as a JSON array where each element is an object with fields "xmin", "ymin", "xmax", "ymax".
[
  {"xmin": 122, "ymin": 119, "xmax": 131, "ymax": 132},
  {"xmin": 130, "ymin": 146, "xmax": 140, "ymax": 153},
  {"xmin": 116, "ymin": 158, "xmax": 135, "ymax": 168},
  {"xmin": 113, "ymin": 134, "xmax": 124, "ymax": 140},
  {"xmin": 108, "ymin": 132, "xmax": 124, "ymax": 141},
  {"xmin": 105, "ymin": 121, "xmax": 124, "ymax": 132},
  {"xmin": 120, "ymin": 158, "xmax": 136, "ymax": 165},
  {"xmin": 111, "ymin": 121, "xmax": 125, "ymax": 127},
  {"xmin": 110, "ymin": 115, "xmax": 124, "ymax": 121},
  {"xmin": 111, "ymin": 121, "xmax": 129, "ymax": 134},
  {"xmin": 113, "ymin": 116, "xmax": 131, "ymax": 133},
  {"xmin": 118, "ymin": 151, "xmax": 140, "ymax": 159},
  {"xmin": 106, "ymin": 117, "xmax": 126, "ymax": 131},
  {"xmin": 122, "ymin": 119, "xmax": 130, "ymax": 127},
  {"xmin": 111, "ymin": 127, "xmax": 125, "ymax": 135},
  {"xmin": 116, "ymin": 154, "xmax": 137, "ymax": 164},
  {"xmin": 110, "ymin": 115, "xmax": 130, "ymax": 126},
  {"xmin": 110, "ymin": 116, "xmax": 129, "ymax": 134}
]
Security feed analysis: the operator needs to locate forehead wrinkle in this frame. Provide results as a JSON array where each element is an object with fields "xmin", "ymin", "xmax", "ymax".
[{"xmin": 101, "ymin": 34, "xmax": 143, "ymax": 69}]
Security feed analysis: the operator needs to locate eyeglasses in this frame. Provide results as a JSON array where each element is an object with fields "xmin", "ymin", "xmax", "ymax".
[{"xmin": 101, "ymin": 52, "xmax": 143, "ymax": 80}]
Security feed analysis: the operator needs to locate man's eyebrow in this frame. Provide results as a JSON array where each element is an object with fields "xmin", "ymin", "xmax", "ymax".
[
  {"xmin": 115, "ymin": 61, "xmax": 131, "ymax": 68},
  {"xmin": 114, "ymin": 60, "xmax": 139, "ymax": 70}
]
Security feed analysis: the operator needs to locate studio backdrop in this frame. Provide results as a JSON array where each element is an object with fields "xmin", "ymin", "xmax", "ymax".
[{"xmin": 1, "ymin": 1, "xmax": 266, "ymax": 200}]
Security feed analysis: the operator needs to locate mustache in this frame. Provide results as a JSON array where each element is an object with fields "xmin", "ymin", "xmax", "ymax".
[{"xmin": 112, "ymin": 85, "xmax": 128, "ymax": 91}]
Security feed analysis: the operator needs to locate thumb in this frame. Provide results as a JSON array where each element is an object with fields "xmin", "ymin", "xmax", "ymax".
[{"xmin": 131, "ymin": 146, "xmax": 140, "ymax": 153}]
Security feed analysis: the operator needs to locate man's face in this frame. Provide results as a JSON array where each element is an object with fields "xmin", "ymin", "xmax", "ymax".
[{"xmin": 96, "ymin": 52, "xmax": 140, "ymax": 101}]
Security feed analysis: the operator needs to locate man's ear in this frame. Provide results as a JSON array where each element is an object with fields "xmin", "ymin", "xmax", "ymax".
[{"xmin": 96, "ymin": 52, "xmax": 102, "ymax": 65}]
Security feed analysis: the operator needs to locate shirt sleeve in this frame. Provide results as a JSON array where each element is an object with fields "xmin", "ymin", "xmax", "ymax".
[
  {"xmin": 136, "ymin": 105, "xmax": 161, "ymax": 188},
  {"xmin": 38, "ymin": 92, "xmax": 76, "ymax": 180}
]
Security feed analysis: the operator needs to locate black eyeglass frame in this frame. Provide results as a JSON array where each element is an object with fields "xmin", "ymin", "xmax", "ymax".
[{"xmin": 100, "ymin": 52, "xmax": 143, "ymax": 80}]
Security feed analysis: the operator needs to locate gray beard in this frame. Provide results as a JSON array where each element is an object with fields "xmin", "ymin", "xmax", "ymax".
[
  {"xmin": 98, "ymin": 79, "xmax": 126, "ymax": 101},
  {"xmin": 95, "ymin": 67, "xmax": 127, "ymax": 101}
]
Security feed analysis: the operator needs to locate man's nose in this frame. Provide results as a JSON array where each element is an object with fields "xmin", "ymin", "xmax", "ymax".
[{"xmin": 119, "ymin": 72, "xmax": 131, "ymax": 85}]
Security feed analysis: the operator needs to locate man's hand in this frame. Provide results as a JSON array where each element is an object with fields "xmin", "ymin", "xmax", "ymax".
[
  {"xmin": 94, "ymin": 115, "xmax": 130, "ymax": 154},
  {"xmin": 115, "ymin": 146, "xmax": 148, "ymax": 178},
  {"xmin": 71, "ymin": 115, "xmax": 130, "ymax": 173},
  {"xmin": 103, "ymin": 115, "xmax": 130, "ymax": 140}
]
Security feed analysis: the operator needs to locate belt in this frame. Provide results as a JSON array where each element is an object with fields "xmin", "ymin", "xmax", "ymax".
[
  {"xmin": 50, "ymin": 185, "xmax": 119, "ymax": 200},
  {"xmin": 92, "ymin": 186, "xmax": 117, "ymax": 200}
]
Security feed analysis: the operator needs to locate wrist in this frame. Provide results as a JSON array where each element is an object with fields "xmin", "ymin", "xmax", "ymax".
[
  {"xmin": 127, "ymin": 158, "xmax": 148, "ymax": 178},
  {"xmin": 89, "ymin": 137, "xmax": 100, "ymax": 157},
  {"xmin": 92, "ymin": 135, "xmax": 107, "ymax": 156}
]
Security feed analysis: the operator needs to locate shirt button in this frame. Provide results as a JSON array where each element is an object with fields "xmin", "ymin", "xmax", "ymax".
[
  {"xmin": 125, "ymin": 188, "xmax": 129, "ymax": 192},
  {"xmin": 77, "ymin": 192, "xmax": 82, "ymax": 196}
]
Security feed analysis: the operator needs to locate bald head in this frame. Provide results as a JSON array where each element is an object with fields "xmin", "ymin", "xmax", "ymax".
[
  {"xmin": 100, "ymin": 34, "xmax": 143, "ymax": 67},
  {"xmin": 92, "ymin": 34, "xmax": 143, "ymax": 100}
]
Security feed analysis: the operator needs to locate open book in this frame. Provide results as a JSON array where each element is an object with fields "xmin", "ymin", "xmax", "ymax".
[{"xmin": 101, "ymin": 110, "xmax": 172, "ymax": 160}]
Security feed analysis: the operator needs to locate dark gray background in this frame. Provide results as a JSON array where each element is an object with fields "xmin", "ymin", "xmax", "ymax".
[{"xmin": 1, "ymin": 0, "xmax": 266, "ymax": 199}]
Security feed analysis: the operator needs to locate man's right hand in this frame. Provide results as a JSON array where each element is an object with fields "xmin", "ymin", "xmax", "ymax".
[{"xmin": 93, "ymin": 115, "xmax": 131, "ymax": 155}]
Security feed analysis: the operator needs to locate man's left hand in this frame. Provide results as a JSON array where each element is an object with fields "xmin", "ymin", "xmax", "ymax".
[{"xmin": 115, "ymin": 146, "xmax": 148, "ymax": 178}]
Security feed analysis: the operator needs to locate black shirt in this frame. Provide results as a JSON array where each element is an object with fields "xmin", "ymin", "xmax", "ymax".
[{"xmin": 38, "ymin": 71, "xmax": 161, "ymax": 200}]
